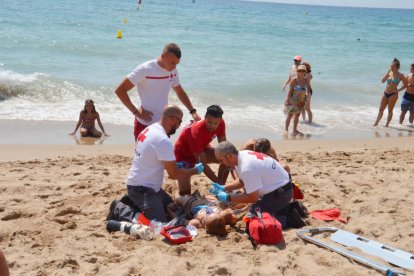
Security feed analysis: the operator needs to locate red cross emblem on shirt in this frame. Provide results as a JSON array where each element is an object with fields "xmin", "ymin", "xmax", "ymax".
[
  {"xmin": 137, "ymin": 128, "xmax": 149, "ymax": 142},
  {"xmin": 248, "ymin": 151, "xmax": 267, "ymax": 160}
]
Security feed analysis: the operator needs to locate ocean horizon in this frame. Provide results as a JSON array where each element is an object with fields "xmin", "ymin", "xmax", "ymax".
[
  {"xmin": 1, "ymin": 0, "xmax": 414, "ymax": 140},
  {"xmin": 245, "ymin": 0, "xmax": 414, "ymax": 10}
]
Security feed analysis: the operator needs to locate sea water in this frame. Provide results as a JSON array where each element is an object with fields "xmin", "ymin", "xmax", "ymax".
[{"xmin": 1, "ymin": 0, "xmax": 413, "ymax": 140}]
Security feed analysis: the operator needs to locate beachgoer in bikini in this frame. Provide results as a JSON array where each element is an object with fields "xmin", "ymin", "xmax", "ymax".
[
  {"xmin": 70, "ymin": 99, "xmax": 109, "ymax": 137},
  {"xmin": 301, "ymin": 62, "xmax": 313, "ymax": 123},
  {"xmin": 399, "ymin": 63, "xmax": 414, "ymax": 125},
  {"xmin": 374, "ymin": 58, "xmax": 408, "ymax": 127},
  {"xmin": 284, "ymin": 65, "xmax": 310, "ymax": 136}
]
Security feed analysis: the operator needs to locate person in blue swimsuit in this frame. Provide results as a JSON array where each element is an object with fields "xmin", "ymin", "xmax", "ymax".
[
  {"xmin": 399, "ymin": 64, "xmax": 414, "ymax": 125},
  {"xmin": 284, "ymin": 65, "xmax": 310, "ymax": 136},
  {"xmin": 374, "ymin": 58, "xmax": 408, "ymax": 127}
]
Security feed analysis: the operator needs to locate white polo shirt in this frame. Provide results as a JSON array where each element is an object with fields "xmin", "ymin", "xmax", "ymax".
[
  {"xmin": 127, "ymin": 59, "xmax": 180, "ymax": 126},
  {"xmin": 236, "ymin": 150, "xmax": 290, "ymax": 196},
  {"xmin": 126, "ymin": 122, "xmax": 176, "ymax": 192}
]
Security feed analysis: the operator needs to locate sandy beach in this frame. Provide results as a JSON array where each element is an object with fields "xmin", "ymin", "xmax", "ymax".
[
  {"xmin": 2, "ymin": 0, "xmax": 414, "ymax": 274},
  {"xmin": 1, "ymin": 129, "xmax": 413, "ymax": 275}
]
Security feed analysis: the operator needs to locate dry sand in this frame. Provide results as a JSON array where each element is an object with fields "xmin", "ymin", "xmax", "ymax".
[{"xmin": 0, "ymin": 137, "xmax": 413, "ymax": 275}]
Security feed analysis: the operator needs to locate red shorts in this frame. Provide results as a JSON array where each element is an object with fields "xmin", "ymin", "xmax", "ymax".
[
  {"xmin": 174, "ymin": 145, "xmax": 212, "ymax": 165},
  {"xmin": 134, "ymin": 118, "xmax": 148, "ymax": 141},
  {"xmin": 174, "ymin": 149, "xmax": 197, "ymax": 165}
]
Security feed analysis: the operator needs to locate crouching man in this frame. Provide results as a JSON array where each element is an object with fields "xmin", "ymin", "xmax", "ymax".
[
  {"xmin": 210, "ymin": 141, "xmax": 292, "ymax": 217},
  {"xmin": 125, "ymin": 105, "xmax": 204, "ymax": 222}
]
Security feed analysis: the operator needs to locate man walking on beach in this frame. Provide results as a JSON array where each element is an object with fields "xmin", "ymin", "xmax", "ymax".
[
  {"xmin": 399, "ymin": 63, "xmax": 414, "ymax": 125},
  {"xmin": 210, "ymin": 141, "xmax": 292, "ymax": 218},
  {"xmin": 125, "ymin": 105, "xmax": 204, "ymax": 222},
  {"xmin": 115, "ymin": 43, "xmax": 201, "ymax": 140},
  {"xmin": 174, "ymin": 105, "xmax": 227, "ymax": 194},
  {"xmin": 282, "ymin": 55, "xmax": 302, "ymax": 91}
]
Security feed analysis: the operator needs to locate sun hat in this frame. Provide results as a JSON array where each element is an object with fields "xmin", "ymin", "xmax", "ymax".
[
  {"xmin": 297, "ymin": 64, "xmax": 307, "ymax": 72},
  {"xmin": 294, "ymin": 55, "xmax": 302, "ymax": 61}
]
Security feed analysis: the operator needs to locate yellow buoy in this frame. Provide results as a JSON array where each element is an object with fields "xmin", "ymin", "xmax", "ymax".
[
  {"xmin": 123, "ymin": 18, "xmax": 127, "ymax": 24},
  {"xmin": 117, "ymin": 29, "xmax": 123, "ymax": 39}
]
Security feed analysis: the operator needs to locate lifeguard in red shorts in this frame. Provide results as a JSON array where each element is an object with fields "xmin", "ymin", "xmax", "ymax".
[
  {"xmin": 174, "ymin": 105, "xmax": 227, "ymax": 194},
  {"xmin": 114, "ymin": 43, "xmax": 201, "ymax": 140}
]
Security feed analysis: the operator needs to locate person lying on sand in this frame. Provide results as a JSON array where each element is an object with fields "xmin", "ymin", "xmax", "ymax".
[{"xmin": 168, "ymin": 193, "xmax": 245, "ymax": 237}]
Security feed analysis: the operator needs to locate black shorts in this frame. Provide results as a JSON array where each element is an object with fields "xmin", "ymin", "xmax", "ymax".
[
  {"xmin": 250, "ymin": 181, "xmax": 293, "ymax": 217},
  {"xmin": 182, "ymin": 197, "xmax": 209, "ymax": 219},
  {"xmin": 127, "ymin": 185, "xmax": 173, "ymax": 223}
]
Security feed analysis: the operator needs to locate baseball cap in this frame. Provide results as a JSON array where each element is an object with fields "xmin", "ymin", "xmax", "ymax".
[
  {"xmin": 294, "ymin": 55, "xmax": 302, "ymax": 61},
  {"xmin": 297, "ymin": 64, "xmax": 307, "ymax": 72}
]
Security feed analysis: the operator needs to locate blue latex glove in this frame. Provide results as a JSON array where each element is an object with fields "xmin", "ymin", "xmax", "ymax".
[
  {"xmin": 209, "ymin": 182, "xmax": 225, "ymax": 195},
  {"xmin": 194, "ymin": 162, "xmax": 204, "ymax": 174},
  {"xmin": 217, "ymin": 191, "xmax": 230, "ymax": 203}
]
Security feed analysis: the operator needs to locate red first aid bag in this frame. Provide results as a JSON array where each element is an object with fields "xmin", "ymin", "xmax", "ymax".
[
  {"xmin": 160, "ymin": 225, "xmax": 193, "ymax": 245},
  {"xmin": 246, "ymin": 209, "xmax": 283, "ymax": 245}
]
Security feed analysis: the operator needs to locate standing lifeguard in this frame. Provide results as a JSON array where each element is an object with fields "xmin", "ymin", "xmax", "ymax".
[{"xmin": 115, "ymin": 43, "xmax": 201, "ymax": 140}]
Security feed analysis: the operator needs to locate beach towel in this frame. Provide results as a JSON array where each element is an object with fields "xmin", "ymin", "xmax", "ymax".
[{"xmin": 310, "ymin": 208, "xmax": 348, "ymax": 223}]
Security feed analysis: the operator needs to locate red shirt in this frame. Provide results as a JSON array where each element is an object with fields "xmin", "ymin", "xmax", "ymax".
[{"xmin": 174, "ymin": 119, "xmax": 226, "ymax": 164}]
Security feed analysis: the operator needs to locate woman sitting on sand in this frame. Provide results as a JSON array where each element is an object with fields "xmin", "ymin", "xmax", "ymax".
[
  {"xmin": 70, "ymin": 99, "xmax": 109, "ymax": 137},
  {"xmin": 374, "ymin": 58, "xmax": 407, "ymax": 127},
  {"xmin": 284, "ymin": 64, "xmax": 310, "ymax": 136}
]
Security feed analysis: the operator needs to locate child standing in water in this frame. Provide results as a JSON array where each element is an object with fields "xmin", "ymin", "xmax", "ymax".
[
  {"xmin": 284, "ymin": 65, "xmax": 310, "ymax": 136},
  {"xmin": 70, "ymin": 99, "xmax": 109, "ymax": 137}
]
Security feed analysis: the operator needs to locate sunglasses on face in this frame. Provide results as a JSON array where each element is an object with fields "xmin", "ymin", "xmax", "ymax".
[{"xmin": 170, "ymin": 116, "xmax": 182, "ymax": 124}]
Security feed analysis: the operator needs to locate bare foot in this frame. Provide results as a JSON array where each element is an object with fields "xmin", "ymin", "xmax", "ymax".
[
  {"xmin": 292, "ymin": 130, "xmax": 304, "ymax": 136},
  {"xmin": 373, "ymin": 123, "xmax": 378, "ymax": 126},
  {"xmin": 283, "ymin": 130, "xmax": 288, "ymax": 136}
]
